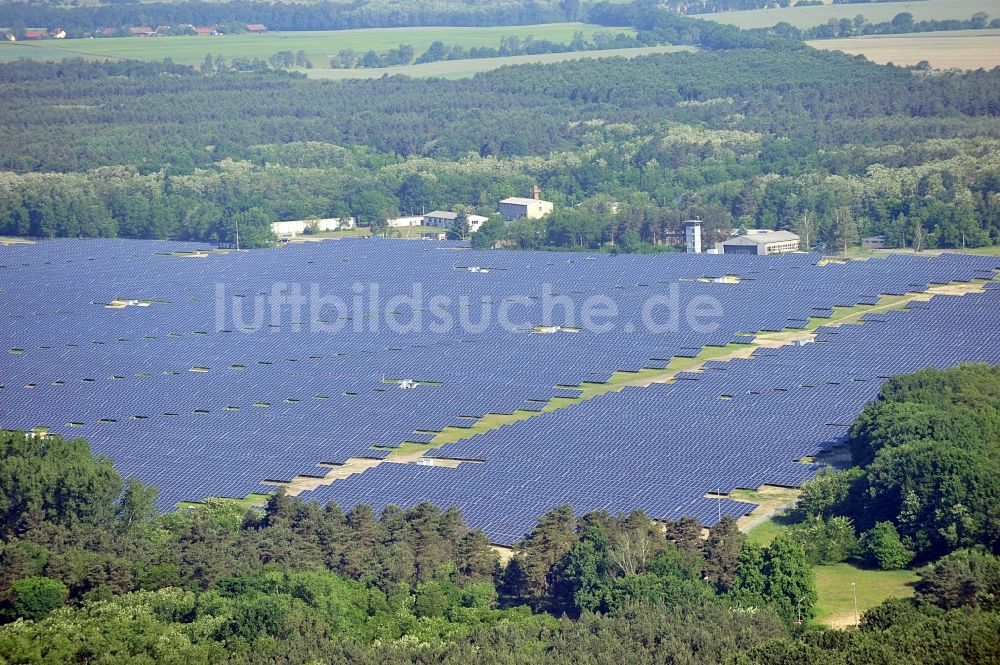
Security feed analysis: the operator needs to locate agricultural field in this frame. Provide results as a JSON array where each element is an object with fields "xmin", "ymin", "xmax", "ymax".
[
  {"xmin": 306, "ymin": 44, "xmax": 694, "ymax": 79},
  {"xmin": 808, "ymin": 29, "xmax": 1000, "ymax": 70},
  {"xmin": 0, "ymin": 22, "xmax": 625, "ymax": 65},
  {"xmin": 701, "ymin": 0, "xmax": 995, "ymax": 30}
]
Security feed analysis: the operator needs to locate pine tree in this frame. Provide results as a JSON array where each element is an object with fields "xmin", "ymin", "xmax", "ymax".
[{"xmin": 451, "ymin": 210, "xmax": 470, "ymax": 241}]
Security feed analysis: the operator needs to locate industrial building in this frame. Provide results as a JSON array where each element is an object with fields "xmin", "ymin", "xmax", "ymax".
[
  {"xmin": 719, "ymin": 230, "xmax": 800, "ymax": 256},
  {"xmin": 862, "ymin": 235, "xmax": 889, "ymax": 249},
  {"xmin": 422, "ymin": 211, "xmax": 489, "ymax": 233},
  {"xmin": 270, "ymin": 217, "xmax": 354, "ymax": 238},
  {"xmin": 499, "ymin": 186, "xmax": 553, "ymax": 222}
]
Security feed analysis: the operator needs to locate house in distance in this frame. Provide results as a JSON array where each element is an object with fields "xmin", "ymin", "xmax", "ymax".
[
  {"xmin": 718, "ymin": 230, "xmax": 800, "ymax": 256},
  {"xmin": 499, "ymin": 185, "xmax": 553, "ymax": 222},
  {"xmin": 423, "ymin": 210, "xmax": 489, "ymax": 233}
]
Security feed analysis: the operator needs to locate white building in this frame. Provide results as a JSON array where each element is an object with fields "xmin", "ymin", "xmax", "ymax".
[
  {"xmin": 422, "ymin": 211, "xmax": 489, "ymax": 233},
  {"xmin": 499, "ymin": 185, "xmax": 553, "ymax": 222},
  {"xmin": 270, "ymin": 217, "xmax": 355, "ymax": 238}
]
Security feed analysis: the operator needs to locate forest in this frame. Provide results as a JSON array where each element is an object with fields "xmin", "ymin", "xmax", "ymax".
[
  {"xmin": 0, "ymin": 364, "xmax": 997, "ymax": 663},
  {"xmin": 1, "ymin": 34, "xmax": 998, "ymax": 251}
]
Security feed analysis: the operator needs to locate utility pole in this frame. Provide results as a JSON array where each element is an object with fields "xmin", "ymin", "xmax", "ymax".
[
  {"xmin": 851, "ymin": 582, "xmax": 858, "ymax": 627},
  {"xmin": 235, "ymin": 217, "xmax": 240, "ymax": 251}
]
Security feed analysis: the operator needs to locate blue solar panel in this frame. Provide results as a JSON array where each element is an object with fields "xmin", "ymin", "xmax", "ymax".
[{"xmin": 1, "ymin": 238, "xmax": 997, "ymax": 523}]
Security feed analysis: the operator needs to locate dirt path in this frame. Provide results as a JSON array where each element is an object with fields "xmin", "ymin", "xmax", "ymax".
[{"xmin": 824, "ymin": 613, "xmax": 859, "ymax": 629}]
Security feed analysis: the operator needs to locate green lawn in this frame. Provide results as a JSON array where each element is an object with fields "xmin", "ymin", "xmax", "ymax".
[
  {"xmin": 0, "ymin": 23, "xmax": 626, "ymax": 66},
  {"xmin": 814, "ymin": 562, "xmax": 919, "ymax": 626},
  {"xmin": 946, "ymin": 244, "xmax": 1000, "ymax": 256},
  {"xmin": 288, "ymin": 227, "xmax": 371, "ymax": 242},
  {"xmin": 741, "ymin": 508, "xmax": 919, "ymax": 626},
  {"xmin": 701, "ymin": 0, "xmax": 995, "ymax": 30},
  {"xmin": 744, "ymin": 509, "xmax": 801, "ymax": 547}
]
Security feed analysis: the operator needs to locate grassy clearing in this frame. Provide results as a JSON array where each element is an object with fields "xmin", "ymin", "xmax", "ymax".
[
  {"xmin": 387, "ymin": 225, "xmax": 450, "ymax": 239},
  {"xmin": 0, "ymin": 23, "xmax": 623, "ymax": 65},
  {"xmin": 306, "ymin": 44, "xmax": 694, "ymax": 79},
  {"xmin": 388, "ymin": 281, "xmax": 982, "ymax": 465},
  {"xmin": 960, "ymin": 245, "xmax": 1000, "ymax": 256},
  {"xmin": 814, "ymin": 563, "xmax": 919, "ymax": 627},
  {"xmin": 702, "ymin": 0, "xmax": 995, "ymax": 30},
  {"xmin": 738, "ymin": 498, "xmax": 920, "ymax": 626},
  {"xmin": 809, "ymin": 30, "xmax": 1000, "ymax": 70},
  {"xmin": 185, "ymin": 279, "xmax": 993, "ymax": 519},
  {"xmin": 391, "ymin": 345, "xmax": 747, "ymax": 459}
]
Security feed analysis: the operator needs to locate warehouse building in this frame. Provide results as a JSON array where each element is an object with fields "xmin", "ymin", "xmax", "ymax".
[
  {"xmin": 719, "ymin": 230, "xmax": 800, "ymax": 256},
  {"xmin": 270, "ymin": 217, "xmax": 354, "ymax": 238},
  {"xmin": 499, "ymin": 185, "xmax": 554, "ymax": 222},
  {"xmin": 423, "ymin": 211, "xmax": 489, "ymax": 232}
]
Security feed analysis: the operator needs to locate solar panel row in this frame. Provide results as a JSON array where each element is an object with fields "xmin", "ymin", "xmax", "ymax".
[{"xmin": 1, "ymin": 238, "xmax": 997, "ymax": 517}]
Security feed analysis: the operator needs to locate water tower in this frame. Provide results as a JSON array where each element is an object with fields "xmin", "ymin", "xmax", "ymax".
[{"xmin": 683, "ymin": 220, "xmax": 702, "ymax": 254}]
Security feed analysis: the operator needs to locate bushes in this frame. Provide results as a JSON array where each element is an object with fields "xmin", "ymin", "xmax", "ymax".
[
  {"xmin": 0, "ymin": 577, "xmax": 67, "ymax": 622},
  {"xmin": 789, "ymin": 516, "xmax": 858, "ymax": 565},
  {"xmin": 915, "ymin": 550, "xmax": 1000, "ymax": 611},
  {"xmin": 859, "ymin": 522, "xmax": 914, "ymax": 570}
]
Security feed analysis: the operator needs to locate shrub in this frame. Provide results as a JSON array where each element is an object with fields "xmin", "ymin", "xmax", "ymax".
[{"xmin": 859, "ymin": 522, "xmax": 914, "ymax": 570}]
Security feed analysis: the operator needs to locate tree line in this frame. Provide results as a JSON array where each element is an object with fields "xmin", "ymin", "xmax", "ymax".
[
  {"xmin": 328, "ymin": 31, "xmax": 641, "ymax": 70},
  {"xmin": 776, "ymin": 11, "xmax": 999, "ymax": 41},
  {"xmin": 1, "ymin": 51, "xmax": 997, "ymax": 250},
  {"xmin": 0, "ymin": 0, "xmax": 583, "ymax": 37}
]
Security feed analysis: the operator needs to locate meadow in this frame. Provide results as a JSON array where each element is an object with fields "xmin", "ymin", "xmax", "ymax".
[
  {"xmin": 701, "ymin": 0, "xmax": 996, "ymax": 30},
  {"xmin": 808, "ymin": 29, "xmax": 1000, "ymax": 70},
  {"xmin": 0, "ymin": 22, "xmax": 626, "ymax": 65}
]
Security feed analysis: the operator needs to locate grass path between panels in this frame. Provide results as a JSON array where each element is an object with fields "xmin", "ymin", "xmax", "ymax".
[{"xmin": 257, "ymin": 277, "xmax": 992, "ymax": 501}]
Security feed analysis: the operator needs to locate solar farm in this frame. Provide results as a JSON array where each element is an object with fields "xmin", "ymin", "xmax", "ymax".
[{"xmin": 2, "ymin": 239, "xmax": 998, "ymax": 545}]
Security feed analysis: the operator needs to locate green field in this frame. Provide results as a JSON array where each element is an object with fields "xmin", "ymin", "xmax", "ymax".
[
  {"xmin": 702, "ymin": 0, "xmax": 995, "ymax": 30},
  {"xmin": 307, "ymin": 44, "xmax": 694, "ymax": 79},
  {"xmin": 742, "ymin": 509, "xmax": 920, "ymax": 626},
  {"xmin": 0, "ymin": 23, "xmax": 628, "ymax": 65},
  {"xmin": 814, "ymin": 563, "xmax": 919, "ymax": 626}
]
